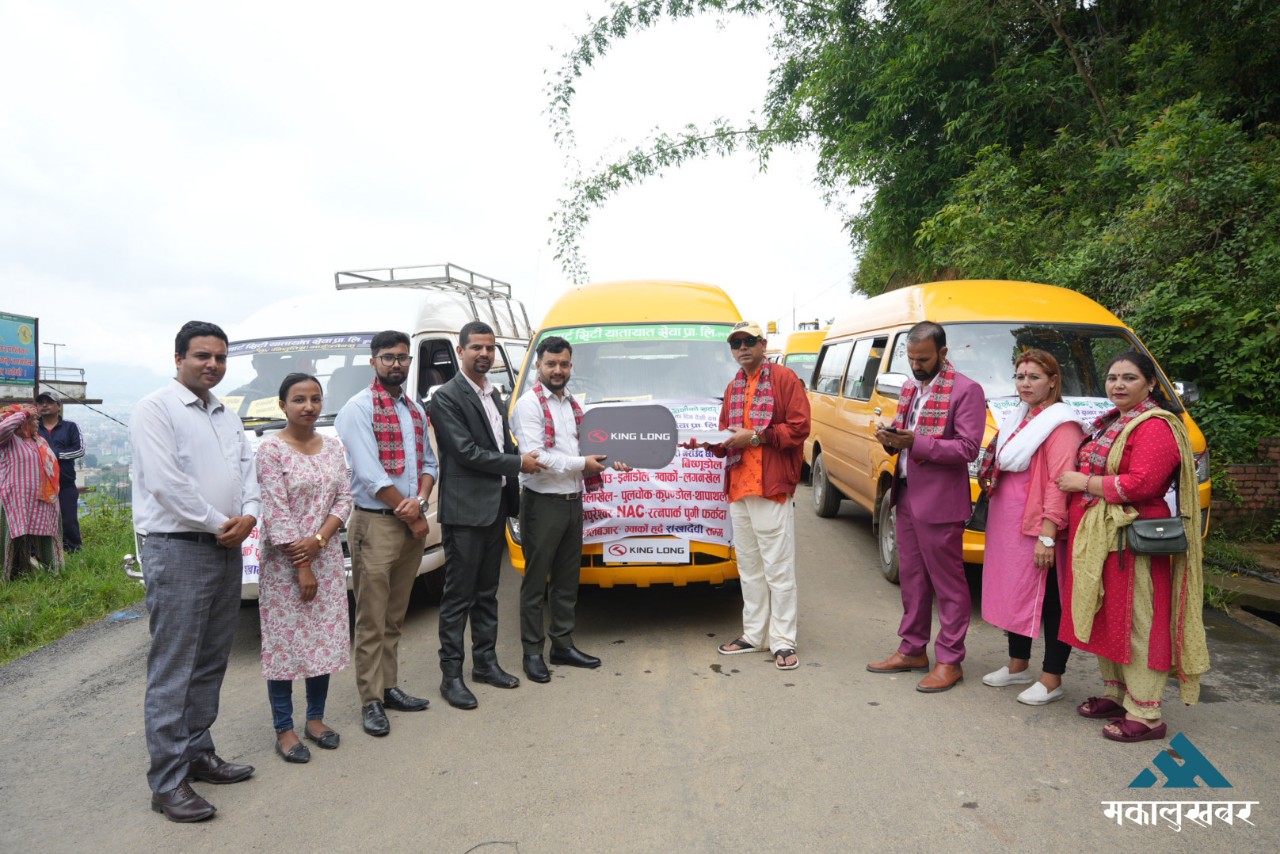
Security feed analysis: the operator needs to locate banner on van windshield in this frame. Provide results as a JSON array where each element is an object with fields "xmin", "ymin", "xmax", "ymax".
[
  {"xmin": 548, "ymin": 324, "xmax": 734, "ymax": 345},
  {"xmin": 581, "ymin": 401, "xmax": 732, "ymax": 547},
  {"xmin": 988, "ymin": 395, "xmax": 1113, "ymax": 426},
  {"xmin": 228, "ymin": 333, "xmax": 374, "ymax": 356}
]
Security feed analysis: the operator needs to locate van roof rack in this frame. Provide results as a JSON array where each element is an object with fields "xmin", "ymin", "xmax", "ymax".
[{"xmin": 334, "ymin": 262, "xmax": 532, "ymax": 338}]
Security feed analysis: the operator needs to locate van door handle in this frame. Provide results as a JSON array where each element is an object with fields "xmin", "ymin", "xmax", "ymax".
[{"xmin": 873, "ymin": 407, "xmax": 882, "ymax": 416}]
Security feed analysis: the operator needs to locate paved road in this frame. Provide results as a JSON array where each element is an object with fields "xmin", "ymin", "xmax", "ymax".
[{"xmin": 2, "ymin": 487, "xmax": 1278, "ymax": 852}]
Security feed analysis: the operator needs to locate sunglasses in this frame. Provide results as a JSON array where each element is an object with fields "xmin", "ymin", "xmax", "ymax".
[{"xmin": 729, "ymin": 335, "xmax": 761, "ymax": 350}]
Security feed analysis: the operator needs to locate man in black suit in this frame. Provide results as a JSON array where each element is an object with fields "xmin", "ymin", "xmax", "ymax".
[{"xmin": 429, "ymin": 321, "xmax": 546, "ymax": 709}]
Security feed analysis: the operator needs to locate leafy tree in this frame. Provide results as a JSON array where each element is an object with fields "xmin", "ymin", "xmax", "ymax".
[{"xmin": 550, "ymin": 1, "xmax": 1280, "ymax": 457}]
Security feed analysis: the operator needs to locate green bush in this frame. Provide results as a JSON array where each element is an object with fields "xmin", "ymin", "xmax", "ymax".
[{"xmin": 0, "ymin": 495, "xmax": 143, "ymax": 665}]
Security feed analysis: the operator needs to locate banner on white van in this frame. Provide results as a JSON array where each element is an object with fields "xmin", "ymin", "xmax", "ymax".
[{"xmin": 603, "ymin": 538, "xmax": 691, "ymax": 564}]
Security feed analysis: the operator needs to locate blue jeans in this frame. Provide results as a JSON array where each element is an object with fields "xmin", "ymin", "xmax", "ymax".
[{"xmin": 267, "ymin": 675, "xmax": 331, "ymax": 733}]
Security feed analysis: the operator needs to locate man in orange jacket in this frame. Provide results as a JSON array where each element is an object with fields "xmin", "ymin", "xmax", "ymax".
[{"xmin": 694, "ymin": 322, "xmax": 811, "ymax": 671}]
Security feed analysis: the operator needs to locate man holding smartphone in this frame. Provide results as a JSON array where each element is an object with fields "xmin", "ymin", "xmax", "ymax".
[{"xmin": 868, "ymin": 321, "xmax": 985, "ymax": 693}]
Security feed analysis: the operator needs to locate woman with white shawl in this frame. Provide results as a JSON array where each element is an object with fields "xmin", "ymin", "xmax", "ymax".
[{"xmin": 979, "ymin": 350, "xmax": 1084, "ymax": 705}]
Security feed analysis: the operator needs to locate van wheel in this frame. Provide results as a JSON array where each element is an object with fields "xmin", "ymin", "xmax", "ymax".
[
  {"xmin": 877, "ymin": 491, "xmax": 900, "ymax": 584},
  {"xmin": 811, "ymin": 452, "xmax": 841, "ymax": 518}
]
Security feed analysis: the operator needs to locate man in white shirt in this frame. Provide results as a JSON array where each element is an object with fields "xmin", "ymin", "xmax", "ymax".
[
  {"xmin": 130, "ymin": 321, "xmax": 260, "ymax": 822},
  {"xmin": 511, "ymin": 336, "xmax": 623, "ymax": 683}
]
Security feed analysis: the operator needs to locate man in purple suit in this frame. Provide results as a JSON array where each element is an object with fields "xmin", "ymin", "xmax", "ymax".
[{"xmin": 868, "ymin": 321, "xmax": 985, "ymax": 692}]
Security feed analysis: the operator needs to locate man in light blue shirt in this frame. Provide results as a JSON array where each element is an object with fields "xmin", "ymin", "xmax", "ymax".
[{"xmin": 335, "ymin": 330, "xmax": 438, "ymax": 738}]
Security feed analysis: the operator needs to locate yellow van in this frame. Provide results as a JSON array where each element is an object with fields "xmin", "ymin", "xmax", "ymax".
[
  {"xmin": 506, "ymin": 280, "xmax": 743, "ymax": 587},
  {"xmin": 804, "ymin": 280, "xmax": 1211, "ymax": 583},
  {"xmin": 780, "ymin": 329, "xmax": 827, "ymax": 385}
]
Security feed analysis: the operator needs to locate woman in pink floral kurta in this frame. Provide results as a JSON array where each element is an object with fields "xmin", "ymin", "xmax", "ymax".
[{"xmin": 255, "ymin": 374, "xmax": 352, "ymax": 762}]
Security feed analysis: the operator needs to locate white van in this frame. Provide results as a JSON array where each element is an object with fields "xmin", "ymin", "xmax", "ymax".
[{"xmin": 220, "ymin": 263, "xmax": 531, "ymax": 599}]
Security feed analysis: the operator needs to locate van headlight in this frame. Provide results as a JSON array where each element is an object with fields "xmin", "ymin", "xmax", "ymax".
[
  {"xmin": 507, "ymin": 517, "xmax": 522, "ymax": 546},
  {"xmin": 1194, "ymin": 450, "xmax": 1211, "ymax": 483}
]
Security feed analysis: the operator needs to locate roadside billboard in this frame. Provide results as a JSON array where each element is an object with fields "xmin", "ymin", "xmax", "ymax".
[{"xmin": 0, "ymin": 312, "xmax": 38, "ymax": 399}]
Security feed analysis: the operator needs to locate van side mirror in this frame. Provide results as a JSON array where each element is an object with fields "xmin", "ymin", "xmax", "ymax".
[
  {"xmin": 1173, "ymin": 381, "xmax": 1200, "ymax": 406},
  {"xmin": 874, "ymin": 372, "xmax": 908, "ymax": 400}
]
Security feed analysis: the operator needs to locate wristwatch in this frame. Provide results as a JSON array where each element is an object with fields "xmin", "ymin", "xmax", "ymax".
[
  {"xmin": 1038, "ymin": 535, "xmax": 1055, "ymax": 548},
  {"xmin": 749, "ymin": 430, "xmax": 763, "ymax": 447},
  {"xmin": 315, "ymin": 533, "xmax": 327, "ymax": 548},
  {"xmin": 417, "ymin": 496, "xmax": 429, "ymax": 517}
]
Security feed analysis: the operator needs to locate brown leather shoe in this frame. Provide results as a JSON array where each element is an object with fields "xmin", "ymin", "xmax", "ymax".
[
  {"xmin": 916, "ymin": 663, "xmax": 964, "ymax": 693},
  {"xmin": 151, "ymin": 781, "xmax": 216, "ymax": 822},
  {"xmin": 186, "ymin": 751, "xmax": 254, "ymax": 784},
  {"xmin": 866, "ymin": 651, "xmax": 930, "ymax": 673}
]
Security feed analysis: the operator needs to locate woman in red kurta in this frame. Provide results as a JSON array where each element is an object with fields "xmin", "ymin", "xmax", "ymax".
[{"xmin": 1057, "ymin": 351, "xmax": 1207, "ymax": 743}]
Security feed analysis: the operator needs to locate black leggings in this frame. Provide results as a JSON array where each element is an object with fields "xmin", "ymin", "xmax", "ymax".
[{"xmin": 1007, "ymin": 562, "xmax": 1072, "ymax": 676}]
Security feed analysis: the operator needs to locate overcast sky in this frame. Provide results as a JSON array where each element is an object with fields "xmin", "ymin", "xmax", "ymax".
[{"xmin": 1, "ymin": 0, "xmax": 858, "ymax": 393}]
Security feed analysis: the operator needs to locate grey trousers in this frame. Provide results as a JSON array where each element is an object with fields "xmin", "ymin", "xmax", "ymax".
[
  {"xmin": 142, "ymin": 535, "xmax": 242, "ymax": 794},
  {"xmin": 518, "ymin": 490, "xmax": 583, "ymax": 655}
]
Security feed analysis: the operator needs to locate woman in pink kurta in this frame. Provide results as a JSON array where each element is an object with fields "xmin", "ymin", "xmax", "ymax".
[
  {"xmin": 980, "ymin": 351, "xmax": 1084, "ymax": 705},
  {"xmin": 0, "ymin": 404, "xmax": 62, "ymax": 579},
  {"xmin": 255, "ymin": 374, "xmax": 352, "ymax": 763}
]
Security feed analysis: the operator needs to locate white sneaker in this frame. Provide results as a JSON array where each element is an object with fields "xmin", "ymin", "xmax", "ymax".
[
  {"xmin": 1017, "ymin": 682, "xmax": 1065, "ymax": 705},
  {"xmin": 982, "ymin": 666, "xmax": 1036, "ymax": 687}
]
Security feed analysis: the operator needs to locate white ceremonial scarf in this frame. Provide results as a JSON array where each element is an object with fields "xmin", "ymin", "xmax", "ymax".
[{"xmin": 994, "ymin": 401, "xmax": 1083, "ymax": 473}]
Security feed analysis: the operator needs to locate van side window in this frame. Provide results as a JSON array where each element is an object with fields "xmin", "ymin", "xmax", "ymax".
[
  {"xmin": 812, "ymin": 341, "xmax": 853, "ymax": 396},
  {"xmin": 842, "ymin": 336, "xmax": 888, "ymax": 400},
  {"xmin": 887, "ymin": 332, "xmax": 911, "ymax": 376}
]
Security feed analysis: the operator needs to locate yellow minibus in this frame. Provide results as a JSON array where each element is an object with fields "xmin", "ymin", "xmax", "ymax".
[
  {"xmin": 804, "ymin": 280, "xmax": 1212, "ymax": 583},
  {"xmin": 506, "ymin": 280, "xmax": 743, "ymax": 587}
]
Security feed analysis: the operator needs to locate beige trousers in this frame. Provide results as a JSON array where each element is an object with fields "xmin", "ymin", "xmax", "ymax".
[
  {"xmin": 1098, "ymin": 554, "xmax": 1170, "ymax": 720},
  {"xmin": 730, "ymin": 495, "xmax": 798, "ymax": 653},
  {"xmin": 348, "ymin": 510, "xmax": 422, "ymax": 704}
]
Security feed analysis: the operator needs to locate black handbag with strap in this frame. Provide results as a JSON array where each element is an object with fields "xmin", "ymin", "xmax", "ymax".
[{"xmin": 1119, "ymin": 477, "xmax": 1189, "ymax": 557}]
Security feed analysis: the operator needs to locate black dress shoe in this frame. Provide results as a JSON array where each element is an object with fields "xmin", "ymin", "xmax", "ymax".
[
  {"xmin": 275, "ymin": 738, "xmax": 311, "ymax": 764},
  {"xmin": 303, "ymin": 726, "xmax": 340, "ymax": 750},
  {"xmin": 440, "ymin": 676, "xmax": 478, "ymax": 709},
  {"xmin": 383, "ymin": 686, "xmax": 430, "ymax": 711},
  {"xmin": 362, "ymin": 701, "xmax": 390, "ymax": 736},
  {"xmin": 471, "ymin": 664, "xmax": 520, "ymax": 689},
  {"xmin": 186, "ymin": 751, "xmax": 255, "ymax": 784},
  {"xmin": 550, "ymin": 645, "xmax": 602, "ymax": 669},
  {"xmin": 523, "ymin": 654, "xmax": 551, "ymax": 683},
  {"xmin": 151, "ymin": 781, "xmax": 216, "ymax": 823}
]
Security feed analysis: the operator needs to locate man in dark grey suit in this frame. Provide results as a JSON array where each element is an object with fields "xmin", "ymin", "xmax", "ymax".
[{"xmin": 430, "ymin": 321, "xmax": 546, "ymax": 709}]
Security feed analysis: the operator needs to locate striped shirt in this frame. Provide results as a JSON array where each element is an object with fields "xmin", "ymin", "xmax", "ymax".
[{"xmin": 0, "ymin": 411, "xmax": 59, "ymax": 538}]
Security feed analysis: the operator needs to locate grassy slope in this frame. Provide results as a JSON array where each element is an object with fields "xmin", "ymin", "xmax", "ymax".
[{"xmin": 0, "ymin": 497, "xmax": 143, "ymax": 665}]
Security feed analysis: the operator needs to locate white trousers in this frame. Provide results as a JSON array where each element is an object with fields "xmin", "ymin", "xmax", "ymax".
[{"xmin": 730, "ymin": 495, "xmax": 798, "ymax": 653}]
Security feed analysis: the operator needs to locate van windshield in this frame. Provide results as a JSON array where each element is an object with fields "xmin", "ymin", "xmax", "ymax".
[
  {"xmin": 223, "ymin": 334, "xmax": 377, "ymax": 422},
  {"xmin": 516, "ymin": 323, "xmax": 740, "ymax": 404},
  {"xmin": 888, "ymin": 322, "xmax": 1143, "ymax": 399}
]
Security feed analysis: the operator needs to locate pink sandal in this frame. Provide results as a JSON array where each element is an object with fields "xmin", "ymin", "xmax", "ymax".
[
  {"xmin": 1102, "ymin": 718, "xmax": 1167, "ymax": 743},
  {"xmin": 1076, "ymin": 696, "xmax": 1124, "ymax": 719}
]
